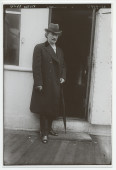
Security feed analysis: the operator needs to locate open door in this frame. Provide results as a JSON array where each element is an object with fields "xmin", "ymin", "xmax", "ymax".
[
  {"xmin": 51, "ymin": 8, "xmax": 94, "ymax": 119},
  {"xmin": 84, "ymin": 9, "xmax": 96, "ymax": 121}
]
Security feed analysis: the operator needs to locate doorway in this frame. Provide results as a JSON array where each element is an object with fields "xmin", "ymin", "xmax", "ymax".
[{"xmin": 51, "ymin": 8, "xmax": 93, "ymax": 119}]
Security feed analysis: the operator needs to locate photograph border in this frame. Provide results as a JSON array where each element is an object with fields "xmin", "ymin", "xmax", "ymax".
[{"xmin": 0, "ymin": 0, "xmax": 115, "ymax": 169}]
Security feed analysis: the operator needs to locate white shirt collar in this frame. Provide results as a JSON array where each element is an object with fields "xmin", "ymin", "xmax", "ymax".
[{"xmin": 49, "ymin": 43, "xmax": 56, "ymax": 53}]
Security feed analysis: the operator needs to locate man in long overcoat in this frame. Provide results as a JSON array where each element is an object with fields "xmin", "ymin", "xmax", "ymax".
[{"xmin": 30, "ymin": 23, "xmax": 66, "ymax": 143}]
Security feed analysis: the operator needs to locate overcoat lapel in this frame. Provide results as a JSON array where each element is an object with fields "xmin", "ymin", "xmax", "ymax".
[
  {"xmin": 44, "ymin": 42, "xmax": 60, "ymax": 63},
  {"xmin": 56, "ymin": 47, "xmax": 61, "ymax": 61}
]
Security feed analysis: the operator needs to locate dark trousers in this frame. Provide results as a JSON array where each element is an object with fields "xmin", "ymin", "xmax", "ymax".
[{"xmin": 40, "ymin": 115, "xmax": 54, "ymax": 136}]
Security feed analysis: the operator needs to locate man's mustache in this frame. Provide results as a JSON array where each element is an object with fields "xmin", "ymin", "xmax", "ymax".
[{"xmin": 52, "ymin": 38, "xmax": 57, "ymax": 41}]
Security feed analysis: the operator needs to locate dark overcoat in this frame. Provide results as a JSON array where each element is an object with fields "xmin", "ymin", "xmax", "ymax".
[{"xmin": 30, "ymin": 41, "xmax": 66, "ymax": 117}]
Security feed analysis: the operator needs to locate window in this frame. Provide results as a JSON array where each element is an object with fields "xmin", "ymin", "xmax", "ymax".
[{"xmin": 4, "ymin": 9, "xmax": 21, "ymax": 66}]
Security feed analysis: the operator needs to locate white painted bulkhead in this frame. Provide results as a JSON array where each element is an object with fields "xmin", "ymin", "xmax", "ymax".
[
  {"xmin": 4, "ymin": 8, "xmax": 112, "ymax": 134},
  {"xmin": 90, "ymin": 9, "xmax": 112, "ymax": 125}
]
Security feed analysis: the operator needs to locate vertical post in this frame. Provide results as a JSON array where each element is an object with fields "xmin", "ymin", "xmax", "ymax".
[
  {"xmin": 85, "ymin": 8, "xmax": 96, "ymax": 121},
  {"xmin": 48, "ymin": 7, "xmax": 52, "ymax": 24}
]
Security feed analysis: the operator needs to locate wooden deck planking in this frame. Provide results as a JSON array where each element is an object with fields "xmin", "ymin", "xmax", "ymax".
[
  {"xmin": 73, "ymin": 141, "xmax": 88, "ymax": 165},
  {"xmin": 4, "ymin": 133, "xmax": 19, "ymax": 148},
  {"xmin": 59, "ymin": 141, "xmax": 78, "ymax": 165},
  {"xmin": 4, "ymin": 134, "xmax": 29, "ymax": 165},
  {"xmin": 93, "ymin": 136, "xmax": 111, "ymax": 165},
  {"xmin": 52, "ymin": 141, "xmax": 70, "ymax": 165},
  {"xmin": 40, "ymin": 140, "xmax": 62, "ymax": 165},
  {"xmin": 28, "ymin": 139, "xmax": 59, "ymax": 165},
  {"xmin": 73, "ymin": 141, "xmax": 96, "ymax": 165},
  {"xmin": 3, "ymin": 130, "xmax": 111, "ymax": 165},
  {"xmin": 15, "ymin": 137, "xmax": 43, "ymax": 165},
  {"xmin": 93, "ymin": 139, "xmax": 105, "ymax": 164},
  {"xmin": 80, "ymin": 141, "xmax": 96, "ymax": 165},
  {"xmin": 11, "ymin": 136, "xmax": 37, "ymax": 165}
]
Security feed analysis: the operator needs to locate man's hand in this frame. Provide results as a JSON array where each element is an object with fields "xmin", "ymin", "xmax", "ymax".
[
  {"xmin": 60, "ymin": 78, "xmax": 65, "ymax": 84},
  {"xmin": 35, "ymin": 86, "xmax": 43, "ymax": 91}
]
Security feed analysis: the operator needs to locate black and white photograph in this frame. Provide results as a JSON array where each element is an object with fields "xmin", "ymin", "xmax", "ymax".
[{"xmin": 1, "ymin": 0, "xmax": 115, "ymax": 168}]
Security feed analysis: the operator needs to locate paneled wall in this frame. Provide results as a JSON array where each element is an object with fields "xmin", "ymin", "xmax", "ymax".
[{"xmin": 90, "ymin": 9, "xmax": 112, "ymax": 125}]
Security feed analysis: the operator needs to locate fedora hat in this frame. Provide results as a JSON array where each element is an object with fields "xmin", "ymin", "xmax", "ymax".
[{"xmin": 45, "ymin": 23, "xmax": 62, "ymax": 35}]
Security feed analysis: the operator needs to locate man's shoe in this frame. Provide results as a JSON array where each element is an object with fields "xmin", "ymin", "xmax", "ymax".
[
  {"xmin": 41, "ymin": 135, "xmax": 48, "ymax": 144},
  {"xmin": 49, "ymin": 129, "xmax": 58, "ymax": 136}
]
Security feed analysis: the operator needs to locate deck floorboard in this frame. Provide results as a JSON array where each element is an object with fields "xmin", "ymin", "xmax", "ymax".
[{"xmin": 3, "ymin": 130, "xmax": 111, "ymax": 165}]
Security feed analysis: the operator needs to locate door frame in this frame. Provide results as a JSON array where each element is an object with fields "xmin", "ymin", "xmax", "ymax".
[
  {"xmin": 85, "ymin": 8, "xmax": 96, "ymax": 122},
  {"xmin": 49, "ymin": 7, "xmax": 96, "ymax": 121}
]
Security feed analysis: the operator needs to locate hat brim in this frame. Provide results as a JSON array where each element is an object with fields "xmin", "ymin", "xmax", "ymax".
[{"xmin": 45, "ymin": 28, "xmax": 62, "ymax": 36}]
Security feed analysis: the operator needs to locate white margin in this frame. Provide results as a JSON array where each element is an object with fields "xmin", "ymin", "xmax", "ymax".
[{"xmin": 0, "ymin": 0, "xmax": 115, "ymax": 170}]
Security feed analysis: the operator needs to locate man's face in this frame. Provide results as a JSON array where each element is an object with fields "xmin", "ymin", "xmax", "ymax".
[{"xmin": 47, "ymin": 32, "xmax": 58, "ymax": 45}]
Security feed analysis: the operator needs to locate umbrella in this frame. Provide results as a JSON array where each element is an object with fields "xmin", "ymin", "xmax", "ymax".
[{"xmin": 60, "ymin": 85, "xmax": 66, "ymax": 133}]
